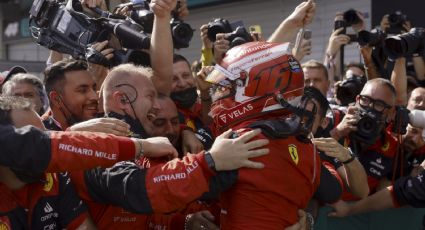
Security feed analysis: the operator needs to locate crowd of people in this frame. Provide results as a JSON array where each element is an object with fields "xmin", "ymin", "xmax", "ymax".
[{"xmin": 0, "ymin": 0, "xmax": 425, "ymax": 229}]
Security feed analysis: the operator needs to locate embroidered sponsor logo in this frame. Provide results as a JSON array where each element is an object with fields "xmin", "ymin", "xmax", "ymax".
[
  {"xmin": 153, "ymin": 160, "xmax": 199, "ymax": 183},
  {"xmin": 40, "ymin": 212, "xmax": 58, "ymax": 222},
  {"xmin": 113, "ymin": 216, "xmax": 137, "ymax": 223},
  {"xmin": 44, "ymin": 202, "xmax": 53, "ymax": 213},
  {"xmin": 220, "ymin": 104, "xmax": 254, "ymax": 124},
  {"xmin": 58, "ymin": 143, "xmax": 117, "ymax": 160},
  {"xmin": 0, "ymin": 217, "xmax": 11, "ymax": 230},
  {"xmin": 288, "ymin": 57, "xmax": 301, "ymax": 72},
  {"xmin": 369, "ymin": 167, "xmax": 382, "ymax": 176},
  {"xmin": 43, "ymin": 222, "xmax": 56, "ymax": 230},
  {"xmin": 381, "ymin": 141, "xmax": 390, "ymax": 151},
  {"xmin": 0, "ymin": 223, "xmax": 10, "ymax": 230},
  {"xmin": 43, "ymin": 174, "xmax": 54, "ymax": 192},
  {"xmin": 288, "ymin": 144, "xmax": 299, "ymax": 165}
]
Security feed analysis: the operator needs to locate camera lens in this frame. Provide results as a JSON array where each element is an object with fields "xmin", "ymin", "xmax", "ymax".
[
  {"xmin": 357, "ymin": 115, "xmax": 377, "ymax": 136},
  {"xmin": 172, "ymin": 22, "xmax": 194, "ymax": 49},
  {"xmin": 207, "ymin": 19, "xmax": 232, "ymax": 42}
]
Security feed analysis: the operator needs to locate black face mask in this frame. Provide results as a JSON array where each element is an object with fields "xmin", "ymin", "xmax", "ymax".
[
  {"xmin": 11, "ymin": 168, "xmax": 44, "ymax": 184},
  {"xmin": 350, "ymin": 106, "xmax": 385, "ymax": 145},
  {"xmin": 170, "ymin": 87, "xmax": 198, "ymax": 109},
  {"xmin": 106, "ymin": 111, "xmax": 150, "ymax": 139}
]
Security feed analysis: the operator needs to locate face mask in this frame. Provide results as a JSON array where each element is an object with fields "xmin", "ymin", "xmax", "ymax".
[
  {"xmin": 170, "ymin": 87, "xmax": 198, "ymax": 109},
  {"xmin": 57, "ymin": 95, "xmax": 81, "ymax": 126},
  {"xmin": 106, "ymin": 111, "xmax": 149, "ymax": 139},
  {"xmin": 11, "ymin": 168, "xmax": 44, "ymax": 184}
]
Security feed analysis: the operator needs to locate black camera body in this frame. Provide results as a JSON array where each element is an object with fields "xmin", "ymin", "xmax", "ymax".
[
  {"xmin": 336, "ymin": 74, "xmax": 366, "ymax": 106},
  {"xmin": 387, "ymin": 11, "xmax": 408, "ymax": 35},
  {"xmin": 30, "ymin": 0, "xmax": 152, "ymax": 67},
  {"xmin": 334, "ymin": 19, "xmax": 358, "ymax": 43},
  {"xmin": 384, "ymin": 27, "xmax": 425, "ymax": 59},
  {"xmin": 343, "ymin": 9, "xmax": 362, "ymax": 27},
  {"xmin": 123, "ymin": 0, "xmax": 194, "ymax": 49},
  {"xmin": 351, "ymin": 108, "xmax": 383, "ymax": 145},
  {"xmin": 170, "ymin": 17, "xmax": 194, "ymax": 49},
  {"xmin": 357, "ymin": 28, "xmax": 386, "ymax": 47},
  {"xmin": 207, "ymin": 18, "xmax": 253, "ymax": 48}
]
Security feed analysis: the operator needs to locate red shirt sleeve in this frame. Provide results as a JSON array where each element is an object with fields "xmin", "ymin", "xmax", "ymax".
[{"xmin": 46, "ymin": 131, "xmax": 135, "ymax": 172}]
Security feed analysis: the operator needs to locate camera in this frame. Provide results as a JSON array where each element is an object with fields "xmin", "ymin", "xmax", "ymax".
[
  {"xmin": 30, "ymin": 0, "xmax": 151, "ymax": 67},
  {"xmin": 123, "ymin": 1, "xmax": 154, "ymax": 33},
  {"xmin": 334, "ymin": 19, "xmax": 357, "ymax": 43},
  {"xmin": 207, "ymin": 18, "xmax": 253, "ymax": 48},
  {"xmin": 357, "ymin": 28, "xmax": 386, "ymax": 47},
  {"xmin": 336, "ymin": 74, "xmax": 366, "ymax": 106},
  {"xmin": 387, "ymin": 11, "xmax": 408, "ymax": 35},
  {"xmin": 119, "ymin": 0, "xmax": 194, "ymax": 49},
  {"xmin": 351, "ymin": 108, "xmax": 383, "ymax": 144},
  {"xmin": 384, "ymin": 27, "xmax": 425, "ymax": 59},
  {"xmin": 170, "ymin": 17, "xmax": 194, "ymax": 49}
]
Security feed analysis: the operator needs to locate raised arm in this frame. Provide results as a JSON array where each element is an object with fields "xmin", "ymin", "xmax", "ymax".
[
  {"xmin": 267, "ymin": 0, "xmax": 315, "ymax": 43},
  {"xmin": 150, "ymin": 0, "xmax": 176, "ymax": 96}
]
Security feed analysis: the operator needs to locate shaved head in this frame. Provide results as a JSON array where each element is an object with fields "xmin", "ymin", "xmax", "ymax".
[{"xmin": 103, "ymin": 64, "xmax": 154, "ymax": 112}]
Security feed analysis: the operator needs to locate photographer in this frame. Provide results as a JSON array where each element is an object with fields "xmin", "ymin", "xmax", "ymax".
[
  {"xmin": 330, "ymin": 79, "xmax": 398, "ymax": 199},
  {"xmin": 332, "ymin": 63, "xmax": 366, "ymax": 107}
]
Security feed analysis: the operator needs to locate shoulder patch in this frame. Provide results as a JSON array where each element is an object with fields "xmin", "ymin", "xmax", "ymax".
[
  {"xmin": 0, "ymin": 217, "xmax": 11, "ymax": 230},
  {"xmin": 288, "ymin": 144, "xmax": 299, "ymax": 165},
  {"xmin": 43, "ymin": 173, "xmax": 54, "ymax": 192}
]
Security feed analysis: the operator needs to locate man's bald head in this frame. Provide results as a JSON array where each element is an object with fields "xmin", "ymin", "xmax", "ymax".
[{"xmin": 102, "ymin": 64, "xmax": 153, "ymax": 113}]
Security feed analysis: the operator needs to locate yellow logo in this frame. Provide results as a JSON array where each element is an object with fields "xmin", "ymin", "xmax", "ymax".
[
  {"xmin": 43, "ymin": 173, "xmax": 54, "ymax": 192},
  {"xmin": 381, "ymin": 141, "xmax": 390, "ymax": 152},
  {"xmin": 186, "ymin": 120, "xmax": 196, "ymax": 131},
  {"xmin": 288, "ymin": 144, "xmax": 299, "ymax": 165},
  {"xmin": 0, "ymin": 223, "xmax": 10, "ymax": 230}
]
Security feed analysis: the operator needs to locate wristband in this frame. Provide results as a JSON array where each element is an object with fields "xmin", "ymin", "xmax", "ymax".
[
  {"xmin": 342, "ymin": 148, "xmax": 356, "ymax": 164},
  {"xmin": 204, "ymin": 151, "xmax": 216, "ymax": 171},
  {"xmin": 135, "ymin": 139, "xmax": 144, "ymax": 159}
]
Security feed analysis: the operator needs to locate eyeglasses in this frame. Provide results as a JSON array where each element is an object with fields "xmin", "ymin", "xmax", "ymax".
[{"xmin": 358, "ymin": 95, "xmax": 392, "ymax": 112}]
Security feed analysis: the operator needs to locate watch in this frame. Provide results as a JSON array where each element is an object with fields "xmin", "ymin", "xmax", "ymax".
[
  {"xmin": 342, "ymin": 147, "xmax": 356, "ymax": 165},
  {"xmin": 204, "ymin": 151, "xmax": 216, "ymax": 171}
]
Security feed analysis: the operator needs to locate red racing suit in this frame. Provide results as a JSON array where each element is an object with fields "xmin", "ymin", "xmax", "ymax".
[
  {"xmin": 0, "ymin": 173, "xmax": 88, "ymax": 230},
  {"xmin": 67, "ymin": 151, "xmax": 234, "ymax": 229},
  {"xmin": 0, "ymin": 125, "xmax": 136, "ymax": 173},
  {"xmin": 218, "ymin": 121, "xmax": 321, "ymax": 229},
  {"xmin": 341, "ymin": 130, "xmax": 398, "ymax": 201}
]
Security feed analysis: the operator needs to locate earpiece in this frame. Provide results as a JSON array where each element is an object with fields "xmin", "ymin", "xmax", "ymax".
[{"xmin": 120, "ymin": 97, "xmax": 128, "ymax": 104}]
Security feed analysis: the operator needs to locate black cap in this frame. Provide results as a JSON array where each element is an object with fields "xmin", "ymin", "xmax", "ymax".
[{"xmin": 3, "ymin": 66, "xmax": 27, "ymax": 83}]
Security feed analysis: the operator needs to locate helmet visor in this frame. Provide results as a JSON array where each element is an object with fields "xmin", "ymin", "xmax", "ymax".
[{"xmin": 206, "ymin": 65, "xmax": 235, "ymax": 102}]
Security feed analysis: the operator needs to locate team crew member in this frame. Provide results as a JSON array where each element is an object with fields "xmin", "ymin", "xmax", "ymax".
[
  {"xmin": 0, "ymin": 96, "xmax": 95, "ymax": 229},
  {"xmin": 328, "ymin": 162, "xmax": 425, "ymax": 230},
  {"xmin": 329, "ymin": 78, "xmax": 398, "ymax": 201}
]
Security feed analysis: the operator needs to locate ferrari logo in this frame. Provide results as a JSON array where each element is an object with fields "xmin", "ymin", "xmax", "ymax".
[
  {"xmin": 381, "ymin": 141, "xmax": 390, "ymax": 152},
  {"xmin": 43, "ymin": 173, "xmax": 54, "ymax": 192},
  {"xmin": 186, "ymin": 120, "xmax": 196, "ymax": 131},
  {"xmin": 288, "ymin": 144, "xmax": 299, "ymax": 165},
  {"xmin": 0, "ymin": 223, "xmax": 9, "ymax": 230}
]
